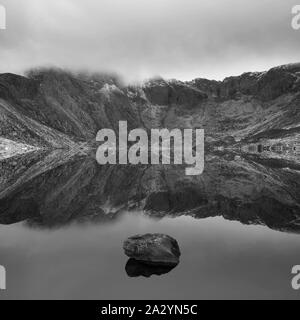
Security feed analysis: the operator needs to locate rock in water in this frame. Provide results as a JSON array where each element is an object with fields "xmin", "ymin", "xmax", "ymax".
[{"xmin": 123, "ymin": 234, "xmax": 181, "ymax": 266}]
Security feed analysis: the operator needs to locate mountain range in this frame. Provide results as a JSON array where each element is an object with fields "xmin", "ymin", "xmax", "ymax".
[{"xmin": 0, "ymin": 63, "xmax": 299, "ymax": 150}]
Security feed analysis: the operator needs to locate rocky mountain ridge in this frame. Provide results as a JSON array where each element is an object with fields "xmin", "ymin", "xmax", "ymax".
[{"xmin": 0, "ymin": 63, "xmax": 299, "ymax": 154}]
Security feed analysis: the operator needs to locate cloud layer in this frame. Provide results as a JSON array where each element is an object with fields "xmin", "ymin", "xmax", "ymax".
[{"xmin": 0, "ymin": 0, "xmax": 299, "ymax": 82}]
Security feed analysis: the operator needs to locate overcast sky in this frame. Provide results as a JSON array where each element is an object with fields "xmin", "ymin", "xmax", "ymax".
[{"xmin": 0, "ymin": 0, "xmax": 299, "ymax": 82}]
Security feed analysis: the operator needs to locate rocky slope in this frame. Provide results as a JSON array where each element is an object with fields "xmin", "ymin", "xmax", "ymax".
[{"xmin": 0, "ymin": 63, "xmax": 299, "ymax": 150}]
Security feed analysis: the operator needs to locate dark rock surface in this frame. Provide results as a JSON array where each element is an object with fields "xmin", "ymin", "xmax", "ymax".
[{"xmin": 123, "ymin": 234, "xmax": 181, "ymax": 266}]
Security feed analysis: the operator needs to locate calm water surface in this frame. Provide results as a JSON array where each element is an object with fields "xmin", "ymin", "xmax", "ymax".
[
  {"xmin": 1, "ymin": 213, "xmax": 300, "ymax": 300},
  {"xmin": 0, "ymin": 151, "xmax": 299, "ymax": 299}
]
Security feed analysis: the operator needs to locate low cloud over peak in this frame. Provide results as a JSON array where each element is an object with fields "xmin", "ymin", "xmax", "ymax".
[{"xmin": 0, "ymin": 0, "xmax": 299, "ymax": 82}]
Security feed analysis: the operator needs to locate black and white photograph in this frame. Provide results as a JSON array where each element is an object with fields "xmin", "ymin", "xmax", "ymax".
[{"xmin": 0, "ymin": 0, "xmax": 300, "ymax": 304}]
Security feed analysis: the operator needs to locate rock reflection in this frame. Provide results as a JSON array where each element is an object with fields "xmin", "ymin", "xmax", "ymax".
[{"xmin": 125, "ymin": 259, "xmax": 178, "ymax": 278}]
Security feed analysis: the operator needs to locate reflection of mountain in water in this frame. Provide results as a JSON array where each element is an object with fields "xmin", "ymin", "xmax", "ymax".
[{"xmin": 0, "ymin": 150, "xmax": 299, "ymax": 233}]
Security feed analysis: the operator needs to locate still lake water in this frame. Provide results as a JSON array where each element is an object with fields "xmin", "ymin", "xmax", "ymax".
[
  {"xmin": 1, "ymin": 213, "xmax": 300, "ymax": 300},
  {"xmin": 0, "ymin": 151, "xmax": 300, "ymax": 300}
]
